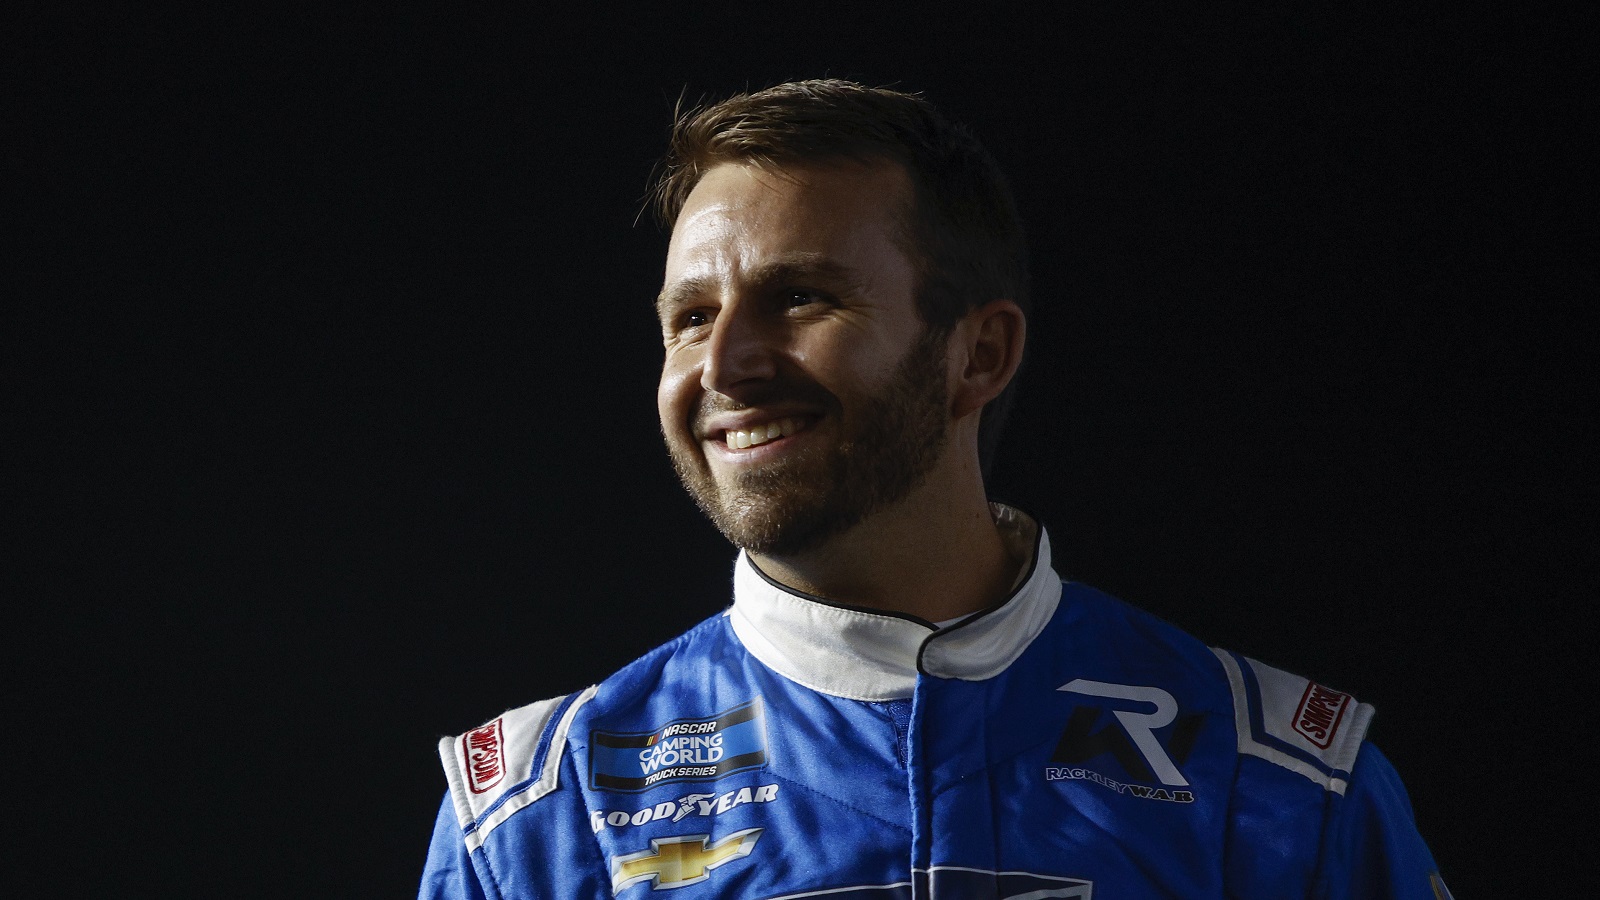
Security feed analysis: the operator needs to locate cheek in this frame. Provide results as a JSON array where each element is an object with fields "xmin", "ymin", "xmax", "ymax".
[
  {"xmin": 657, "ymin": 358, "xmax": 694, "ymax": 429},
  {"xmin": 655, "ymin": 377, "xmax": 675, "ymax": 427},
  {"xmin": 791, "ymin": 339, "xmax": 896, "ymax": 398}
]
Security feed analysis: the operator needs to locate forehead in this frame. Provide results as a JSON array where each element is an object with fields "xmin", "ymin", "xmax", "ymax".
[{"xmin": 662, "ymin": 160, "xmax": 915, "ymax": 290}]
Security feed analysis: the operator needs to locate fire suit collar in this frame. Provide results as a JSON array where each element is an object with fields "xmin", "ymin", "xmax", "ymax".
[{"xmin": 727, "ymin": 504, "xmax": 1061, "ymax": 702}]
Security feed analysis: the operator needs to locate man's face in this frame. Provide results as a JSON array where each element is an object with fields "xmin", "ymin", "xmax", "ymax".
[{"xmin": 656, "ymin": 161, "xmax": 952, "ymax": 555}]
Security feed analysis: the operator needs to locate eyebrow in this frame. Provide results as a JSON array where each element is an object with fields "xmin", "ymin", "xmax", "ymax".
[{"xmin": 655, "ymin": 253, "xmax": 865, "ymax": 321}]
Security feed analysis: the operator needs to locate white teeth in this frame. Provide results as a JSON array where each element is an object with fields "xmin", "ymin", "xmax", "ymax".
[{"xmin": 726, "ymin": 417, "xmax": 806, "ymax": 449}]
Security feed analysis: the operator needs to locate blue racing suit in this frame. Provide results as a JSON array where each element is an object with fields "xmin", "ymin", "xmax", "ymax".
[{"xmin": 420, "ymin": 507, "xmax": 1447, "ymax": 899}]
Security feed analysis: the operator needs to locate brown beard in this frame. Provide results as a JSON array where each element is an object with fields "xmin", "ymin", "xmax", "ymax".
[{"xmin": 665, "ymin": 330, "xmax": 951, "ymax": 556}]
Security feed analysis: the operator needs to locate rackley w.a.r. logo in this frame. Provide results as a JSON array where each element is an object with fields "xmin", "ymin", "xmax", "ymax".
[
  {"xmin": 590, "ymin": 699, "xmax": 768, "ymax": 793},
  {"xmin": 611, "ymin": 828, "xmax": 762, "ymax": 893},
  {"xmin": 1047, "ymin": 679, "xmax": 1204, "ymax": 803}
]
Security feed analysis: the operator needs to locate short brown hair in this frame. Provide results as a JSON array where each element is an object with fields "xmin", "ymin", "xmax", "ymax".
[{"xmin": 651, "ymin": 79, "xmax": 1029, "ymax": 477}]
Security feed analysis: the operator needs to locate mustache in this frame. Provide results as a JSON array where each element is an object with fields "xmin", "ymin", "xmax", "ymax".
[{"xmin": 693, "ymin": 379, "xmax": 839, "ymax": 427}]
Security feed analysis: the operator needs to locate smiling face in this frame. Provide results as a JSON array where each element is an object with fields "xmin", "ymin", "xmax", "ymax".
[{"xmin": 656, "ymin": 161, "xmax": 953, "ymax": 555}]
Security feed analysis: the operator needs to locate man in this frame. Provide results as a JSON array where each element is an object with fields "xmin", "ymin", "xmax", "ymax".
[{"xmin": 420, "ymin": 80, "xmax": 1447, "ymax": 899}]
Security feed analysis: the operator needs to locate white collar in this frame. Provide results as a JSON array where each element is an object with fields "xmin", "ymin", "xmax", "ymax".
[{"xmin": 727, "ymin": 505, "xmax": 1062, "ymax": 701}]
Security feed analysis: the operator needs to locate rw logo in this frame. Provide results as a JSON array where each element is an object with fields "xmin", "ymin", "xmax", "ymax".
[
  {"xmin": 1052, "ymin": 680, "xmax": 1204, "ymax": 787},
  {"xmin": 611, "ymin": 828, "xmax": 762, "ymax": 892}
]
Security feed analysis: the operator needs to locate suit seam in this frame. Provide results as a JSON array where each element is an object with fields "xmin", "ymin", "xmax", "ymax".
[
  {"xmin": 767, "ymin": 769, "xmax": 915, "ymax": 835},
  {"xmin": 568, "ymin": 746, "xmax": 615, "ymax": 894},
  {"xmin": 475, "ymin": 832, "xmax": 508, "ymax": 900}
]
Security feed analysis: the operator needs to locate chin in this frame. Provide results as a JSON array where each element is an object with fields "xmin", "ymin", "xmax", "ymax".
[
  {"xmin": 718, "ymin": 499, "xmax": 853, "ymax": 556},
  {"xmin": 692, "ymin": 470, "xmax": 841, "ymax": 555}
]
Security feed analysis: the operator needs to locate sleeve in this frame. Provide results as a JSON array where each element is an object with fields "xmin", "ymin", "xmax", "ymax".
[
  {"xmin": 419, "ymin": 792, "xmax": 490, "ymax": 900},
  {"xmin": 1315, "ymin": 743, "xmax": 1453, "ymax": 900}
]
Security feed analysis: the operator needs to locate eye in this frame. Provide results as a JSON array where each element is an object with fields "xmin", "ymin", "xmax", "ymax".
[
  {"xmin": 661, "ymin": 307, "xmax": 712, "ymax": 339},
  {"xmin": 784, "ymin": 290, "xmax": 828, "ymax": 309}
]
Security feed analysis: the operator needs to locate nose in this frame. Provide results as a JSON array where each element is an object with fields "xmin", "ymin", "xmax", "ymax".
[{"xmin": 700, "ymin": 303, "xmax": 779, "ymax": 397}]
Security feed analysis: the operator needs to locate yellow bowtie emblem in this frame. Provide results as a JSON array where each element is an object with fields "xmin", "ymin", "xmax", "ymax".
[{"xmin": 611, "ymin": 827, "xmax": 763, "ymax": 892}]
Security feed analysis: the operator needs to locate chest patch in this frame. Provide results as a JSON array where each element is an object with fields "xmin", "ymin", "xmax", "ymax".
[{"xmin": 590, "ymin": 698, "xmax": 768, "ymax": 792}]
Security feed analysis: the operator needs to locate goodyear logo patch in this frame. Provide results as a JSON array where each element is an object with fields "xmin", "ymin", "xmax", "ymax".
[{"xmin": 590, "ymin": 699, "xmax": 767, "ymax": 792}]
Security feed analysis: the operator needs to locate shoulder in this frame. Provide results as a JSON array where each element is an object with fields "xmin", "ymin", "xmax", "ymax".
[
  {"xmin": 1206, "ymin": 656, "xmax": 1445, "ymax": 894},
  {"xmin": 436, "ymin": 687, "xmax": 597, "ymax": 851},
  {"xmin": 1051, "ymin": 585, "xmax": 1439, "ymax": 892},
  {"xmin": 1209, "ymin": 648, "xmax": 1373, "ymax": 794},
  {"xmin": 434, "ymin": 611, "xmax": 738, "ymax": 848},
  {"xmin": 1058, "ymin": 583, "xmax": 1374, "ymax": 789}
]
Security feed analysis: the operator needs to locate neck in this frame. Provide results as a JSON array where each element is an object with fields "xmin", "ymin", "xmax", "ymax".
[{"xmin": 747, "ymin": 452, "xmax": 1019, "ymax": 623}]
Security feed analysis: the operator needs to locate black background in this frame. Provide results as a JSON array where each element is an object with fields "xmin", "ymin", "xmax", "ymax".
[{"xmin": 14, "ymin": 4, "xmax": 1593, "ymax": 896}]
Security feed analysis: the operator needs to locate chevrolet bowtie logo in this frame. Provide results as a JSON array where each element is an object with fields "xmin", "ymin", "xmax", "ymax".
[{"xmin": 611, "ymin": 828, "xmax": 762, "ymax": 892}]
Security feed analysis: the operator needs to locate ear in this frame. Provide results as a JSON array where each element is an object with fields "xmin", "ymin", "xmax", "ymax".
[{"xmin": 949, "ymin": 299, "xmax": 1026, "ymax": 421}]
